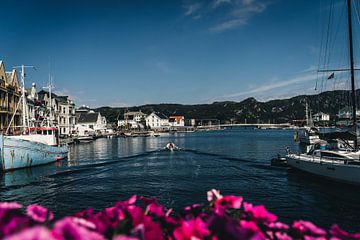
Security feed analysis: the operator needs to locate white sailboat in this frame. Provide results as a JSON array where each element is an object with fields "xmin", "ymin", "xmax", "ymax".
[
  {"xmin": 296, "ymin": 101, "xmax": 321, "ymax": 145},
  {"xmin": 0, "ymin": 65, "xmax": 68, "ymax": 171},
  {"xmin": 286, "ymin": 0, "xmax": 360, "ymax": 185}
]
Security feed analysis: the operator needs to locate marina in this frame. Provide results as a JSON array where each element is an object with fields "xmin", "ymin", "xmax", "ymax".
[
  {"xmin": 1, "ymin": 128, "xmax": 360, "ymax": 232},
  {"xmin": 1, "ymin": 0, "xmax": 360, "ymax": 238}
]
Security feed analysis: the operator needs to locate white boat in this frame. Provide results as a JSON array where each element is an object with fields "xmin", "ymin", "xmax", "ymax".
[
  {"xmin": 296, "ymin": 127, "xmax": 321, "ymax": 145},
  {"xmin": 295, "ymin": 101, "xmax": 321, "ymax": 145},
  {"xmin": 286, "ymin": 148, "xmax": 360, "ymax": 185},
  {"xmin": 165, "ymin": 142, "xmax": 179, "ymax": 151},
  {"xmin": 0, "ymin": 65, "xmax": 68, "ymax": 171},
  {"xmin": 76, "ymin": 135, "xmax": 94, "ymax": 143},
  {"xmin": 286, "ymin": 0, "xmax": 360, "ymax": 185}
]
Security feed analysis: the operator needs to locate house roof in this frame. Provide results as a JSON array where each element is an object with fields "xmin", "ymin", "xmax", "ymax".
[
  {"xmin": 38, "ymin": 90, "xmax": 58, "ymax": 100},
  {"xmin": 78, "ymin": 113, "xmax": 99, "ymax": 123},
  {"xmin": 153, "ymin": 112, "xmax": 168, "ymax": 119},
  {"xmin": 55, "ymin": 96, "xmax": 69, "ymax": 104}
]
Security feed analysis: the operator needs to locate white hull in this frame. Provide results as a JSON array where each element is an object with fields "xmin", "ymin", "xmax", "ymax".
[
  {"xmin": 286, "ymin": 154, "xmax": 360, "ymax": 185},
  {"xmin": 298, "ymin": 135, "xmax": 320, "ymax": 145}
]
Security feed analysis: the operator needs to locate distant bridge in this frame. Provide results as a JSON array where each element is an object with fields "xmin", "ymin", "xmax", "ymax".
[{"xmin": 196, "ymin": 123, "xmax": 292, "ymax": 129}]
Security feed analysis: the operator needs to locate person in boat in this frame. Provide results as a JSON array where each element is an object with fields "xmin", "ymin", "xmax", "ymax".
[{"xmin": 166, "ymin": 142, "xmax": 178, "ymax": 151}]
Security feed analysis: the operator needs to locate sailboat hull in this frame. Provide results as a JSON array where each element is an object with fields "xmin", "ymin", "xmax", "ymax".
[
  {"xmin": 0, "ymin": 135, "xmax": 68, "ymax": 171},
  {"xmin": 286, "ymin": 154, "xmax": 360, "ymax": 185}
]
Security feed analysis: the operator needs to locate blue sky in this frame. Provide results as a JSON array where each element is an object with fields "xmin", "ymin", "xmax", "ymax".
[{"xmin": 0, "ymin": 0, "xmax": 358, "ymax": 107}]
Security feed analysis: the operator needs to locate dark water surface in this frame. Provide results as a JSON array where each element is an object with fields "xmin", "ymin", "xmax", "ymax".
[{"xmin": 1, "ymin": 129, "xmax": 360, "ymax": 232}]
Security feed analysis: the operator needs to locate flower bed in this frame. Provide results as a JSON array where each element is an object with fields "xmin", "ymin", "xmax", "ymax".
[{"xmin": 0, "ymin": 189, "xmax": 359, "ymax": 240}]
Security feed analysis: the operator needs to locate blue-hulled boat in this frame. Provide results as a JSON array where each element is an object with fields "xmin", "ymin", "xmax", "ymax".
[
  {"xmin": 1, "ymin": 65, "xmax": 68, "ymax": 171},
  {"xmin": 0, "ymin": 127, "xmax": 68, "ymax": 171}
]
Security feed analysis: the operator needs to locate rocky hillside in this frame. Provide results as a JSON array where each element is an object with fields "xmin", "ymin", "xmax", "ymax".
[{"xmin": 96, "ymin": 90, "xmax": 359, "ymax": 124}]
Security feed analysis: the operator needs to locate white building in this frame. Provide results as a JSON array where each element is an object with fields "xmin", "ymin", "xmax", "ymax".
[
  {"xmin": 76, "ymin": 111, "xmax": 107, "ymax": 135},
  {"xmin": 56, "ymin": 96, "xmax": 76, "ymax": 136},
  {"xmin": 38, "ymin": 90, "xmax": 76, "ymax": 136},
  {"xmin": 118, "ymin": 111, "xmax": 147, "ymax": 129},
  {"xmin": 313, "ymin": 112, "xmax": 330, "ymax": 122},
  {"xmin": 169, "ymin": 115, "xmax": 185, "ymax": 127},
  {"xmin": 146, "ymin": 112, "xmax": 169, "ymax": 129}
]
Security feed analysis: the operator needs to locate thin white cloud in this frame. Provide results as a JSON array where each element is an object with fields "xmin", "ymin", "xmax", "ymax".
[
  {"xmin": 183, "ymin": 0, "xmax": 269, "ymax": 33},
  {"xmin": 224, "ymin": 73, "xmax": 318, "ymax": 98},
  {"xmin": 209, "ymin": 18, "xmax": 247, "ymax": 32},
  {"xmin": 210, "ymin": 1, "xmax": 268, "ymax": 33},
  {"xmin": 184, "ymin": 3, "xmax": 201, "ymax": 16}
]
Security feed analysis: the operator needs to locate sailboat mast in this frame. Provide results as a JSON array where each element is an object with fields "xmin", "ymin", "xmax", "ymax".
[
  {"xmin": 347, "ymin": 0, "xmax": 357, "ymax": 149},
  {"xmin": 21, "ymin": 65, "xmax": 27, "ymax": 134}
]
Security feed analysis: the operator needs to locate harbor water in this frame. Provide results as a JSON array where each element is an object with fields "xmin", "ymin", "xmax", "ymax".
[{"xmin": 1, "ymin": 128, "xmax": 360, "ymax": 232}]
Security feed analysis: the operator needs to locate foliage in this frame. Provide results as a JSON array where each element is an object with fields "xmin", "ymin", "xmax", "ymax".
[
  {"xmin": 96, "ymin": 90, "xmax": 360, "ymax": 124},
  {"xmin": 1, "ymin": 190, "xmax": 359, "ymax": 240}
]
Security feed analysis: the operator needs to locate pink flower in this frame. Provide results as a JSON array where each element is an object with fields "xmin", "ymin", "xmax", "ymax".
[
  {"xmin": 173, "ymin": 217, "xmax": 210, "ymax": 240},
  {"xmin": 214, "ymin": 196, "xmax": 243, "ymax": 214},
  {"xmin": 243, "ymin": 202, "xmax": 277, "ymax": 224},
  {"xmin": 207, "ymin": 189, "xmax": 223, "ymax": 202},
  {"xmin": 71, "ymin": 217, "xmax": 96, "ymax": 230},
  {"xmin": 127, "ymin": 206, "xmax": 145, "ymax": 227},
  {"xmin": 26, "ymin": 204, "xmax": 54, "ymax": 223},
  {"xmin": 292, "ymin": 220, "xmax": 326, "ymax": 237},
  {"xmin": 267, "ymin": 222, "xmax": 289, "ymax": 231},
  {"xmin": 1, "ymin": 216, "xmax": 31, "ymax": 238},
  {"xmin": 238, "ymin": 220, "xmax": 266, "ymax": 240},
  {"xmin": 53, "ymin": 217, "xmax": 104, "ymax": 240},
  {"xmin": 329, "ymin": 224, "xmax": 360, "ymax": 240},
  {"xmin": 104, "ymin": 206, "xmax": 126, "ymax": 227},
  {"xmin": 274, "ymin": 232, "xmax": 292, "ymax": 240},
  {"xmin": 113, "ymin": 236, "xmax": 139, "ymax": 240},
  {"xmin": 4, "ymin": 226, "xmax": 56, "ymax": 240},
  {"xmin": 146, "ymin": 203, "xmax": 165, "ymax": 218},
  {"xmin": 0, "ymin": 203, "xmax": 22, "ymax": 210},
  {"xmin": 115, "ymin": 195, "xmax": 137, "ymax": 209}
]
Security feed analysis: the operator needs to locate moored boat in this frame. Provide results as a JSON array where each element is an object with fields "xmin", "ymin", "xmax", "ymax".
[
  {"xmin": 286, "ymin": 148, "xmax": 360, "ymax": 185},
  {"xmin": 286, "ymin": 0, "xmax": 360, "ymax": 185},
  {"xmin": 0, "ymin": 65, "xmax": 68, "ymax": 171},
  {"xmin": 0, "ymin": 133, "xmax": 68, "ymax": 171}
]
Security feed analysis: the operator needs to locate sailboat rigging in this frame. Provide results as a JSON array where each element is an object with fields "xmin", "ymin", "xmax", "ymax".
[
  {"xmin": 0, "ymin": 65, "xmax": 68, "ymax": 171},
  {"xmin": 286, "ymin": 0, "xmax": 360, "ymax": 185}
]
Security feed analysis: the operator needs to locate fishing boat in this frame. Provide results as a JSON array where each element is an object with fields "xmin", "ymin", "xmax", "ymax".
[
  {"xmin": 286, "ymin": 0, "xmax": 360, "ymax": 185},
  {"xmin": 295, "ymin": 102, "xmax": 321, "ymax": 145},
  {"xmin": 0, "ymin": 65, "xmax": 68, "ymax": 171}
]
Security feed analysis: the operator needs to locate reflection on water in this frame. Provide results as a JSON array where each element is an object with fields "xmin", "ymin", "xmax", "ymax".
[{"xmin": 1, "ymin": 129, "xmax": 360, "ymax": 232}]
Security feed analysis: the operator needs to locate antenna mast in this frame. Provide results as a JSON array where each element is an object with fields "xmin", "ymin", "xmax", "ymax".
[
  {"xmin": 12, "ymin": 65, "xmax": 35, "ymax": 134},
  {"xmin": 347, "ymin": 0, "xmax": 357, "ymax": 149},
  {"xmin": 43, "ymin": 75, "xmax": 54, "ymax": 127}
]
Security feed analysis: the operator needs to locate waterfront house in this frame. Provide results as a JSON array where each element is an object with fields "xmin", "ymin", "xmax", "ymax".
[
  {"xmin": 145, "ymin": 112, "xmax": 169, "ymax": 130},
  {"xmin": 76, "ymin": 110, "xmax": 107, "ymax": 135},
  {"xmin": 0, "ymin": 61, "xmax": 21, "ymax": 133},
  {"xmin": 169, "ymin": 115, "xmax": 185, "ymax": 127},
  {"xmin": 118, "ymin": 110, "xmax": 147, "ymax": 129},
  {"xmin": 337, "ymin": 107, "xmax": 360, "ymax": 126},
  {"xmin": 38, "ymin": 90, "xmax": 76, "ymax": 136},
  {"xmin": 56, "ymin": 96, "xmax": 76, "ymax": 136},
  {"xmin": 313, "ymin": 112, "xmax": 330, "ymax": 122}
]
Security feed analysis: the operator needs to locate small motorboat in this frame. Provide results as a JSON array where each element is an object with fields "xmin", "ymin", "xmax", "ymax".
[
  {"xmin": 165, "ymin": 142, "xmax": 178, "ymax": 151},
  {"xmin": 270, "ymin": 154, "xmax": 287, "ymax": 167}
]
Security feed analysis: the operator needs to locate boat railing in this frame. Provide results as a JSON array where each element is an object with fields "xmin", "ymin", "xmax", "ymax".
[{"xmin": 318, "ymin": 155, "xmax": 349, "ymax": 165}]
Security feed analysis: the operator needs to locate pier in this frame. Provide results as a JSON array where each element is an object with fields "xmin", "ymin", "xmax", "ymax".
[{"xmin": 196, "ymin": 123, "xmax": 292, "ymax": 130}]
